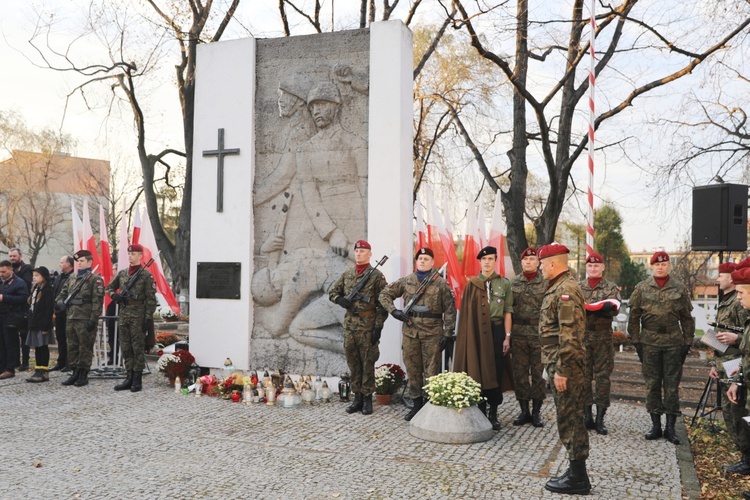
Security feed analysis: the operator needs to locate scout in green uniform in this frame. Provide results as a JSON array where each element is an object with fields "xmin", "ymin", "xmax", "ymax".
[
  {"xmin": 329, "ymin": 240, "xmax": 388, "ymax": 415},
  {"xmin": 106, "ymin": 244, "xmax": 157, "ymax": 393},
  {"xmin": 579, "ymin": 251, "xmax": 621, "ymax": 435},
  {"xmin": 538, "ymin": 243, "xmax": 591, "ymax": 495},
  {"xmin": 55, "ymin": 250, "xmax": 104, "ymax": 387},
  {"xmin": 379, "ymin": 247, "xmax": 456, "ymax": 421},
  {"xmin": 454, "ymin": 245, "xmax": 513, "ymax": 430},
  {"xmin": 510, "ymin": 246, "xmax": 547, "ymax": 427},
  {"xmin": 628, "ymin": 250, "xmax": 695, "ymax": 445}
]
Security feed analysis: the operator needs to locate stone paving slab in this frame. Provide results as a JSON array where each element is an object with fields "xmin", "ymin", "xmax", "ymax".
[{"xmin": 0, "ymin": 371, "xmax": 692, "ymax": 499}]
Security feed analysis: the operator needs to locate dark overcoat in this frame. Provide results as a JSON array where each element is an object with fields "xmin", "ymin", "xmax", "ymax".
[{"xmin": 454, "ymin": 277, "xmax": 498, "ymax": 390}]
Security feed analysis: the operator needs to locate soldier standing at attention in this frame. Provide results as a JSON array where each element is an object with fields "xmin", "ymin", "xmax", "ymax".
[
  {"xmin": 106, "ymin": 244, "xmax": 157, "ymax": 393},
  {"xmin": 579, "ymin": 252, "xmax": 621, "ymax": 435},
  {"xmin": 454, "ymin": 245, "xmax": 513, "ymax": 430},
  {"xmin": 379, "ymin": 248, "xmax": 456, "ymax": 421},
  {"xmin": 510, "ymin": 247, "xmax": 547, "ymax": 427},
  {"xmin": 50, "ymin": 256, "xmax": 74, "ymax": 372},
  {"xmin": 56, "ymin": 250, "xmax": 104, "ymax": 388},
  {"xmin": 329, "ymin": 240, "xmax": 388, "ymax": 415},
  {"xmin": 538, "ymin": 243, "xmax": 590, "ymax": 495},
  {"xmin": 628, "ymin": 251, "xmax": 695, "ymax": 445}
]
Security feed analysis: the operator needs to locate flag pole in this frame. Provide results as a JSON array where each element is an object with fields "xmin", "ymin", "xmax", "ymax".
[{"xmin": 586, "ymin": 0, "xmax": 596, "ymax": 259}]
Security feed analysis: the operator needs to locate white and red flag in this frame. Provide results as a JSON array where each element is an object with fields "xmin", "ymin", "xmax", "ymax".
[
  {"xmin": 99, "ymin": 205, "xmax": 114, "ymax": 286},
  {"xmin": 82, "ymin": 199, "xmax": 102, "ymax": 274},
  {"xmin": 462, "ymin": 202, "xmax": 481, "ymax": 279},
  {"xmin": 415, "ymin": 200, "xmax": 427, "ymax": 252},
  {"xmin": 117, "ymin": 201, "xmax": 129, "ymax": 273},
  {"xmin": 71, "ymin": 200, "xmax": 84, "ymax": 252},
  {"xmin": 135, "ymin": 207, "xmax": 180, "ymax": 315},
  {"xmin": 423, "ymin": 185, "xmax": 464, "ymax": 308},
  {"xmin": 488, "ymin": 190, "xmax": 515, "ymax": 279}
]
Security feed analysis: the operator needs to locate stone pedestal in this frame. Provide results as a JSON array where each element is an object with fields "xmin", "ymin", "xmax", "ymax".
[{"xmin": 409, "ymin": 402, "xmax": 494, "ymax": 444}]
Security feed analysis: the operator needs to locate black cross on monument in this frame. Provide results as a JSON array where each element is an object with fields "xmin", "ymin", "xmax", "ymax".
[{"xmin": 202, "ymin": 128, "xmax": 241, "ymax": 212}]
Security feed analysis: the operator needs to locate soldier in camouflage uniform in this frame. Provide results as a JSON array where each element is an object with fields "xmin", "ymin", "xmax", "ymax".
[
  {"xmin": 106, "ymin": 244, "xmax": 157, "ymax": 393},
  {"xmin": 379, "ymin": 247, "xmax": 456, "ymax": 421},
  {"xmin": 55, "ymin": 250, "xmax": 104, "ymax": 387},
  {"xmin": 538, "ymin": 243, "xmax": 590, "ymax": 495},
  {"xmin": 329, "ymin": 240, "xmax": 388, "ymax": 415},
  {"xmin": 510, "ymin": 247, "xmax": 547, "ymax": 427},
  {"xmin": 628, "ymin": 250, "xmax": 695, "ymax": 445},
  {"xmin": 719, "ymin": 261, "xmax": 750, "ymax": 475},
  {"xmin": 579, "ymin": 252, "xmax": 621, "ymax": 435}
]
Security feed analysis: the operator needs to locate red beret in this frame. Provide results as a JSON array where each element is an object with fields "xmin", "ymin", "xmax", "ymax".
[
  {"xmin": 586, "ymin": 252, "xmax": 604, "ymax": 264},
  {"xmin": 732, "ymin": 258, "xmax": 750, "ymax": 284},
  {"xmin": 538, "ymin": 243, "xmax": 570, "ymax": 260},
  {"xmin": 354, "ymin": 240, "xmax": 371, "ymax": 250},
  {"xmin": 128, "ymin": 243, "xmax": 144, "ymax": 253},
  {"xmin": 719, "ymin": 262, "xmax": 737, "ymax": 274},
  {"xmin": 650, "ymin": 251, "xmax": 670, "ymax": 265},
  {"xmin": 520, "ymin": 247, "xmax": 537, "ymax": 259},
  {"xmin": 415, "ymin": 247, "xmax": 434, "ymax": 260}
]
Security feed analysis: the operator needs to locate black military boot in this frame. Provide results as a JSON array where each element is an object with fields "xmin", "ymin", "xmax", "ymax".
[
  {"xmin": 544, "ymin": 460, "xmax": 591, "ymax": 495},
  {"xmin": 513, "ymin": 400, "xmax": 532, "ymax": 426},
  {"xmin": 74, "ymin": 369, "xmax": 89, "ymax": 387},
  {"xmin": 361, "ymin": 394, "xmax": 373, "ymax": 415},
  {"xmin": 488, "ymin": 404, "xmax": 502, "ymax": 431},
  {"xmin": 49, "ymin": 360, "xmax": 66, "ymax": 371},
  {"xmin": 645, "ymin": 413, "xmax": 662, "ymax": 440},
  {"xmin": 725, "ymin": 450, "xmax": 750, "ymax": 475},
  {"xmin": 404, "ymin": 397, "xmax": 424, "ymax": 421},
  {"xmin": 114, "ymin": 370, "xmax": 133, "ymax": 391},
  {"xmin": 130, "ymin": 370, "xmax": 143, "ymax": 392},
  {"xmin": 531, "ymin": 399, "xmax": 544, "ymax": 427},
  {"xmin": 595, "ymin": 405, "xmax": 608, "ymax": 435},
  {"xmin": 61, "ymin": 367, "xmax": 79, "ymax": 386},
  {"xmin": 583, "ymin": 405, "xmax": 595, "ymax": 430},
  {"xmin": 346, "ymin": 393, "xmax": 364, "ymax": 414},
  {"xmin": 478, "ymin": 400, "xmax": 488, "ymax": 417},
  {"xmin": 663, "ymin": 414, "xmax": 680, "ymax": 445},
  {"xmin": 743, "ymin": 491, "xmax": 750, "ymax": 499}
]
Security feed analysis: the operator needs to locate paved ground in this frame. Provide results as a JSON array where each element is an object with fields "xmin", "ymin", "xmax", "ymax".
[{"xmin": 1, "ymin": 370, "xmax": 697, "ymax": 499}]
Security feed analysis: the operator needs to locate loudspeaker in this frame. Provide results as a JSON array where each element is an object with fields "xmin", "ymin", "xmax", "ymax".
[{"xmin": 692, "ymin": 184, "xmax": 748, "ymax": 251}]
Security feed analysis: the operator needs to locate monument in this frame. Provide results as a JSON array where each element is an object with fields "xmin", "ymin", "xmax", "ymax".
[{"xmin": 189, "ymin": 21, "xmax": 414, "ymax": 375}]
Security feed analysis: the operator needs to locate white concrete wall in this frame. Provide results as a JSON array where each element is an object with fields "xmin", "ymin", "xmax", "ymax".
[
  {"xmin": 190, "ymin": 37, "xmax": 256, "ymax": 370},
  {"xmin": 368, "ymin": 21, "xmax": 413, "ymax": 368}
]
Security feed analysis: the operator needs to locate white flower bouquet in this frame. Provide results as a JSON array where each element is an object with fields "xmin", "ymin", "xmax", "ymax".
[{"xmin": 424, "ymin": 372, "xmax": 484, "ymax": 410}]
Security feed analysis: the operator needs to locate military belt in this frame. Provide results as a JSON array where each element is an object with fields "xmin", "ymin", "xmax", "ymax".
[
  {"xmin": 645, "ymin": 325, "xmax": 681, "ymax": 334},
  {"xmin": 68, "ymin": 299, "xmax": 84, "ymax": 306},
  {"xmin": 407, "ymin": 311, "xmax": 442, "ymax": 319},
  {"xmin": 514, "ymin": 318, "xmax": 539, "ymax": 326},
  {"xmin": 540, "ymin": 336, "xmax": 559, "ymax": 346},
  {"xmin": 352, "ymin": 309, "xmax": 376, "ymax": 317},
  {"xmin": 125, "ymin": 300, "xmax": 145, "ymax": 305}
]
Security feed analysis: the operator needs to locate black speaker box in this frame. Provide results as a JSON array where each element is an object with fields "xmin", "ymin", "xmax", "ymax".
[{"xmin": 692, "ymin": 183, "xmax": 748, "ymax": 251}]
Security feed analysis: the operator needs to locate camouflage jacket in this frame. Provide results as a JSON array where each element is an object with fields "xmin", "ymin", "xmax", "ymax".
[
  {"xmin": 56, "ymin": 270, "xmax": 104, "ymax": 323},
  {"xmin": 510, "ymin": 271, "xmax": 546, "ymax": 337},
  {"xmin": 329, "ymin": 265, "xmax": 388, "ymax": 331},
  {"xmin": 106, "ymin": 268, "xmax": 158, "ymax": 321},
  {"xmin": 579, "ymin": 278, "xmax": 621, "ymax": 332},
  {"xmin": 714, "ymin": 290, "xmax": 745, "ymax": 368},
  {"xmin": 379, "ymin": 272, "xmax": 456, "ymax": 339},
  {"xmin": 539, "ymin": 271, "xmax": 586, "ymax": 378},
  {"xmin": 627, "ymin": 275, "xmax": 695, "ymax": 346}
]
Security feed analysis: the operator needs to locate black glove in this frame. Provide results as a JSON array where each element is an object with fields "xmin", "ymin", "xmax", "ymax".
[
  {"xmin": 634, "ymin": 343, "xmax": 643, "ymax": 363},
  {"xmin": 371, "ymin": 328, "xmax": 382, "ymax": 345},
  {"xmin": 440, "ymin": 336, "xmax": 455, "ymax": 352},
  {"xmin": 54, "ymin": 301, "xmax": 67, "ymax": 312},
  {"xmin": 391, "ymin": 309, "xmax": 409, "ymax": 323},
  {"xmin": 112, "ymin": 293, "xmax": 125, "ymax": 305},
  {"xmin": 85, "ymin": 320, "xmax": 97, "ymax": 332},
  {"xmin": 681, "ymin": 345, "xmax": 691, "ymax": 363},
  {"xmin": 142, "ymin": 318, "xmax": 150, "ymax": 333},
  {"xmin": 335, "ymin": 297, "xmax": 352, "ymax": 310},
  {"xmin": 599, "ymin": 302, "xmax": 616, "ymax": 314}
]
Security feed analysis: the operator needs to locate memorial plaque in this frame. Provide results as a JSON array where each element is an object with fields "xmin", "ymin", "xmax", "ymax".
[{"xmin": 196, "ymin": 262, "xmax": 241, "ymax": 299}]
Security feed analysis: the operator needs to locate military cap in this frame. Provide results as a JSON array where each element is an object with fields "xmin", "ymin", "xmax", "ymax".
[
  {"xmin": 307, "ymin": 81, "xmax": 341, "ymax": 106},
  {"xmin": 73, "ymin": 250, "xmax": 93, "ymax": 260},
  {"xmin": 477, "ymin": 246, "xmax": 497, "ymax": 259},
  {"xmin": 520, "ymin": 247, "xmax": 537, "ymax": 259},
  {"xmin": 279, "ymin": 72, "xmax": 313, "ymax": 102},
  {"xmin": 650, "ymin": 251, "xmax": 669, "ymax": 264},
  {"xmin": 586, "ymin": 252, "xmax": 604, "ymax": 264},
  {"xmin": 538, "ymin": 242, "xmax": 569, "ymax": 260},
  {"xmin": 718, "ymin": 262, "xmax": 737, "ymax": 274},
  {"xmin": 731, "ymin": 258, "xmax": 750, "ymax": 284},
  {"xmin": 354, "ymin": 240, "xmax": 371, "ymax": 250},
  {"xmin": 32, "ymin": 266, "xmax": 50, "ymax": 282},
  {"xmin": 128, "ymin": 243, "xmax": 144, "ymax": 253},
  {"xmin": 415, "ymin": 247, "xmax": 434, "ymax": 260}
]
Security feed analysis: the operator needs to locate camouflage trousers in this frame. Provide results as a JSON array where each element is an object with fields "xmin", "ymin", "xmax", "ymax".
[
  {"xmin": 66, "ymin": 319, "xmax": 97, "ymax": 370},
  {"xmin": 583, "ymin": 330, "xmax": 615, "ymax": 407},
  {"xmin": 344, "ymin": 329, "xmax": 380, "ymax": 396},
  {"xmin": 717, "ymin": 376, "xmax": 750, "ymax": 451},
  {"xmin": 511, "ymin": 334, "xmax": 545, "ymax": 402},
  {"xmin": 403, "ymin": 334, "xmax": 441, "ymax": 399},
  {"xmin": 548, "ymin": 362, "xmax": 589, "ymax": 461},
  {"xmin": 641, "ymin": 344, "xmax": 683, "ymax": 415},
  {"xmin": 119, "ymin": 316, "xmax": 146, "ymax": 372}
]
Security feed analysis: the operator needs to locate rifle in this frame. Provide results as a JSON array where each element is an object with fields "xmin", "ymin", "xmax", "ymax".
[
  {"xmin": 709, "ymin": 322, "xmax": 744, "ymax": 334},
  {"xmin": 56, "ymin": 266, "xmax": 99, "ymax": 311},
  {"xmin": 402, "ymin": 263, "xmax": 448, "ymax": 316},
  {"xmin": 344, "ymin": 249, "xmax": 394, "ymax": 304},
  {"xmin": 118, "ymin": 258, "xmax": 155, "ymax": 304}
]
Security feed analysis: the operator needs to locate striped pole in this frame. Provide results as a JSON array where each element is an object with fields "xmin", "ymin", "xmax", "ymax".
[{"xmin": 586, "ymin": 0, "xmax": 596, "ymax": 258}]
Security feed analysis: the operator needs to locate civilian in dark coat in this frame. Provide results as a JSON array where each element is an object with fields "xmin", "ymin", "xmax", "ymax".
[
  {"xmin": 26, "ymin": 267, "xmax": 55, "ymax": 383},
  {"xmin": 0, "ymin": 260, "xmax": 30, "ymax": 379}
]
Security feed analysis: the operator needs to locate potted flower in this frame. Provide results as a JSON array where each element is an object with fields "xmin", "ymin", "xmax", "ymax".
[
  {"xmin": 374, "ymin": 363, "xmax": 405, "ymax": 405},
  {"xmin": 156, "ymin": 349, "xmax": 195, "ymax": 385}
]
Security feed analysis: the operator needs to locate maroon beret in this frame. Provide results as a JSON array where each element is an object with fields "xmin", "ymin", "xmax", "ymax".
[
  {"xmin": 586, "ymin": 252, "xmax": 604, "ymax": 264},
  {"xmin": 538, "ymin": 243, "xmax": 570, "ymax": 260},
  {"xmin": 520, "ymin": 247, "xmax": 538, "ymax": 259},
  {"xmin": 650, "ymin": 251, "xmax": 670, "ymax": 265},
  {"xmin": 73, "ymin": 250, "xmax": 92, "ymax": 260},
  {"xmin": 415, "ymin": 247, "xmax": 434, "ymax": 260},
  {"xmin": 719, "ymin": 262, "xmax": 737, "ymax": 274},
  {"xmin": 128, "ymin": 243, "xmax": 144, "ymax": 253},
  {"xmin": 732, "ymin": 258, "xmax": 750, "ymax": 285}
]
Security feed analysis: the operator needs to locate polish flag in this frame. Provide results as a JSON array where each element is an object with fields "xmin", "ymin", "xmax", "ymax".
[
  {"xmin": 135, "ymin": 207, "xmax": 180, "ymax": 315},
  {"xmin": 71, "ymin": 200, "xmax": 84, "ymax": 252},
  {"xmin": 82, "ymin": 199, "xmax": 103, "ymax": 274},
  {"xmin": 423, "ymin": 185, "xmax": 463, "ymax": 309},
  {"xmin": 476, "ymin": 200, "xmax": 487, "ymax": 248},
  {"xmin": 99, "ymin": 205, "xmax": 114, "ymax": 309},
  {"xmin": 415, "ymin": 201, "xmax": 427, "ymax": 251},
  {"xmin": 441, "ymin": 191, "xmax": 466, "ymax": 308},
  {"xmin": 462, "ymin": 203, "xmax": 481, "ymax": 279},
  {"xmin": 117, "ymin": 201, "xmax": 129, "ymax": 273},
  {"xmin": 132, "ymin": 207, "xmax": 142, "ymax": 245},
  {"xmin": 488, "ymin": 190, "xmax": 515, "ymax": 278},
  {"xmin": 422, "ymin": 185, "xmax": 448, "ymax": 269}
]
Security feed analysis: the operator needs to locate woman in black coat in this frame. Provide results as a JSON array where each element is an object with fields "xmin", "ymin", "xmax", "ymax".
[{"xmin": 26, "ymin": 267, "xmax": 55, "ymax": 383}]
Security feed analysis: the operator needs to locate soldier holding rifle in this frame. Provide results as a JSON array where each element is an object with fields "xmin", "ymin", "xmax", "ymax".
[
  {"xmin": 106, "ymin": 244, "xmax": 157, "ymax": 393},
  {"xmin": 379, "ymin": 248, "xmax": 456, "ymax": 421},
  {"xmin": 329, "ymin": 240, "xmax": 388, "ymax": 415}
]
